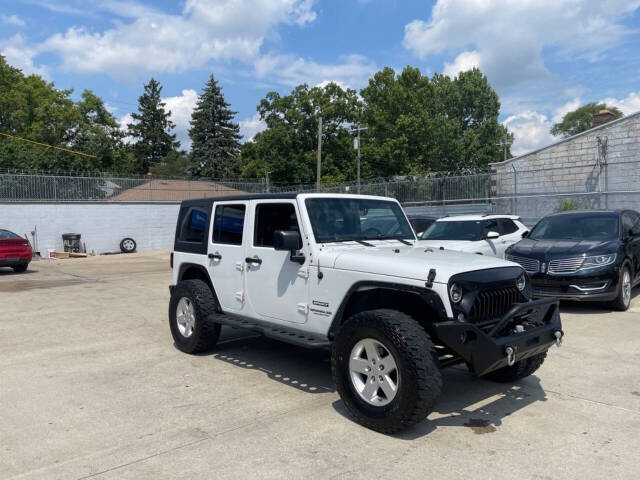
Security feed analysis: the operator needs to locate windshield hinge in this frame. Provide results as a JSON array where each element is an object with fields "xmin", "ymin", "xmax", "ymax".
[{"xmin": 297, "ymin": 269, "xmax": 309, "ymax": 279}]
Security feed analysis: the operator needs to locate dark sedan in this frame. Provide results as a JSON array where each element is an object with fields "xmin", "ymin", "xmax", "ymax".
[{"xmin": 506, "ymin": 210, "xmax": 640, "ymax": 311}]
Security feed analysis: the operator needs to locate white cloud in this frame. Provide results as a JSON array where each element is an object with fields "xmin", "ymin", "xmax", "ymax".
[
  {"xmin": 404, "ymin": 0, "xmax": 640, "ymax": 88},
  {"xmin": 552, "ymin": 97, "xmax": 582, "ymax": 123},
  {"xmin": 503, "ymin": 111, "xmax": 556, "ymax": 157},
  {"xmin": 601, "ymin": 91, "xmax": 640, "ymax": 115},
  {"xmin": 443, "ymin": 50, "xmax": 480, "ymax": 77},
  {"xmin": 1, "ymin": 14, "xmax": 25, "ymax": 26},
  {"xmin": 162, "ymin": 89, "xmax": 200, "ymax": 150},
  {"xmin": 239, "ymin": 113, "xmax": 267, "ymax": 141},
  {"xmin": 0, "ymin": 34, "xmax": 49, "ymax": 78},
  {"xmin": 37, "ymin": 0, "xmax": 317, "ymax": 78},
  {"xmin": 254, "ymin": 53, "xmax": 376, "ymax": 87}
]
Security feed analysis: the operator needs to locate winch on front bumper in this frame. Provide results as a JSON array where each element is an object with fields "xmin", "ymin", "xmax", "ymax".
[{"xmin": 434, "ymin": 298, "xmax": 563, "ymax": 376}]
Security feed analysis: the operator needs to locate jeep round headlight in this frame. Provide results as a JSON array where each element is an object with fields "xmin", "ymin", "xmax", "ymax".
[
  {"xmin": 449, "ymin": 283, "xmax": 463, "ymax": 303},
  {"xmin": 516, "ymin": 273, "xmax": 526, "ymax": 292}
]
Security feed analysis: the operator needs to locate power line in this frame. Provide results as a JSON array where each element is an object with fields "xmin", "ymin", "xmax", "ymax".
[{"xmin": 0, "ymin": 132, "xmax": 98, "ymax": 158}]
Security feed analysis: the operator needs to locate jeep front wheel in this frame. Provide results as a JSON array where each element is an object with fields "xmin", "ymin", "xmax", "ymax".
[
  {"xmin": 331, "ymin": 309, "xmax": 442, "ymax": 434},
  {"xmin": 169, "ymin": 279, "xmax": 221, "ymax": 354}
]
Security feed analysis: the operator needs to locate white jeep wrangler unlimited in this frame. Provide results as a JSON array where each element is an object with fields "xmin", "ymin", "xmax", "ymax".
[{"xmin": 169, "ymin": 193, "xmax": 563, "ymax": 433}]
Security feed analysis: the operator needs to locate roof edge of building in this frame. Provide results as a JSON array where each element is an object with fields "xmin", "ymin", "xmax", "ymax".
[{"xmin": 490, "ymin": 109, "xmax": 640, "ymax": 168}]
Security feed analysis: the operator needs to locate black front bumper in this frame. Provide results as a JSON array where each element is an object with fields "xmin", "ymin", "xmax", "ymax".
[
  {"xmin": 435, "ymin": 298, "xmax": 562, "ymax": 376},
  {"xmin": 531, "ymin": 266, "xmax": 620, "ymax": 301}
]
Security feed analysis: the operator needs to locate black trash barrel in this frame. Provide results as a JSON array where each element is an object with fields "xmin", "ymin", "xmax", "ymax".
[{"xmin": 62, "ymin": 233, "xmax": 81, "ymax": 253}]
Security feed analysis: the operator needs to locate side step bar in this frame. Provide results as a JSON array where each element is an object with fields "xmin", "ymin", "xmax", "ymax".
[{"xmin": 207, "ymin": 311, "xmax": 331, "ymax": 349}]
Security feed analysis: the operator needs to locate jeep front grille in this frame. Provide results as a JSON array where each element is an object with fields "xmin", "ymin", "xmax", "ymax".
[
  {"xmin": 548, "ymin": 257, "xmax": 584, "ymax": 274},
  {"xmin": 469, "ymin": 287, "xmax": 522, "ymax": 323},
  {"xmin": 506, "ymin": 255, "xmax": 540, "ymax": 273}
]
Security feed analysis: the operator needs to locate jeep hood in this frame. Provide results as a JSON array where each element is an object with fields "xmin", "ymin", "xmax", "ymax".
[{"xmin": 317, "ymin": 245, "xmax": 519, "ymax": 283}]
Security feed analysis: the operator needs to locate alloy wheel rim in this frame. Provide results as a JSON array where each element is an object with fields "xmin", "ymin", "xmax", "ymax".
[
  {"xmin": 123, "ymin": 240, "xmax": 135, "ymax": 250},
  {"xmin": 176, "ymin": 297, "xmax": 196, "ymax": 338},
  {"xmin": 623, "ymin": 269, "xmax": 631, "ymax": 306},
  {"xmin": 349, "ymin": 338, "xmax": 399, "ymax": 406}
]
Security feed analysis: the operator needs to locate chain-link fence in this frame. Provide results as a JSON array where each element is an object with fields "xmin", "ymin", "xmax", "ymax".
[{"xmin": 2, "ymin": 159, "xmax": 640, "ymax": 224}]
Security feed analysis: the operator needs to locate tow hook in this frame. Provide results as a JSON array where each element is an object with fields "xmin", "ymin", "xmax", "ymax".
[
  {"xmin": 554, "ymin": 330, "xmax": 563, "ymax": 347},
  {"xmin": 505, "ymin": 346, "xmax": 516, "ymax": 366}
]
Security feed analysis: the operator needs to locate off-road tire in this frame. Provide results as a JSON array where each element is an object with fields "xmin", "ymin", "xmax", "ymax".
[
  {"xmin": 482, "ymin": 352, "xmax": 547, "ymax": 383},
  {"xmin": 120, "ymin": 237, "xmax": 137, "ymax": 253},
  {"xmin": 331, "ymin": 309, "xmax": 442, "ymax": 434},
  {"xmin": 610, "ymin": 265, "xmax": 632, "ymax": 312},
  {"xmin": 169, "ymin": 279, "xmax": 221, "ymax": 354},
  {"xmin": 12, "ymin": 264, "xmax": 28, "ymax": 273}
]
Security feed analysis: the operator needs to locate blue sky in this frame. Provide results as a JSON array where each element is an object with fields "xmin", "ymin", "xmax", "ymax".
[{"xmin": 1, "ymin": 0, "xmax": 640, "ymax": 155}]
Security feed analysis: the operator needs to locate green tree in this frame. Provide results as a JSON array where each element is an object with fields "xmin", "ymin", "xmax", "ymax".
[
  {"xmin": 188, "ymin": 74, "xmax": 241, "ymax": 179},
  {"xmin": 360, "ymin": 66, "xmax": 509, "ymax": 176},
  {"xmin": 240, "ymin": 82, "xmax": 361, "ymax": 184},
  {"xmin": 127, "ymin": 78, "xmax": 179, "ymax": 174},
  {"xmin": 550, "ymin": 102, "xmax": 623, "ymax": 138}
]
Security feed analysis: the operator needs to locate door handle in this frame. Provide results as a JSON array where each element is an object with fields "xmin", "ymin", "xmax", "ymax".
[
  {"xmin": 245, "ymin": 256, "xmax": 262, "ymax": 265},
  {"xmin": 208, "ymin": 252, "xmax": 222, "ymax": 260}
]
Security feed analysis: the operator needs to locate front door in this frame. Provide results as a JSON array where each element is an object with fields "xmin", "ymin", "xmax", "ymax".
[
  {"xmin": 244, "ymin": 200, "xmax": 309, "ymax": 324},
  {"xmin": 207, "ymin": 201, "xmax": 248, "ymax": 312}
]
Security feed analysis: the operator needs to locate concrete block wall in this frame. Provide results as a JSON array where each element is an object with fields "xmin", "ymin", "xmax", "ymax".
[
  {"xmin": 1, "ymin": 203, "xmax": 180, "ymax": 255},
  {"xmin": 491, "ymin": 112, "xmax": 640, "ymax": 220}
]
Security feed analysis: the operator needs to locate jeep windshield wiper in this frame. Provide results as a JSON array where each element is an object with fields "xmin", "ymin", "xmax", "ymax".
[
  {"xmin": 369, "ymin": 235, "xmax": 414, "ymax": 246},
  {"xmin": 321, "ymin": 236, "xmax": 375, "ymax": 247}
]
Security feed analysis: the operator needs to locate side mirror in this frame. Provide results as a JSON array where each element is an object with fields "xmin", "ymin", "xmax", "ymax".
[
  {"xmin": 273, "ymin": 230, "xmax": 305, "ymax": 264},
  {"xmin": 522, "ymin": 230, "xmax": 529, "ymax": 238},
  {"xmin": 485, "ymin": 231, "xmax": 499, "ymax": 240},
  {"xmin": 631, "ymin": 225, "xmax": 640, "ymax": 237}
]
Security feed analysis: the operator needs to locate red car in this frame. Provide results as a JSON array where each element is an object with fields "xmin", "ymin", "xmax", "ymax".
[{"xmin": 0, "ymin": 229, "xmax": 33, "ymax": 273}]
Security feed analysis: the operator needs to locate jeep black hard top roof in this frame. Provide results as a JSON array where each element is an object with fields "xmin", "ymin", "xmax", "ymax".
[{"xmin": 180, "ymin": 192, "xmax": 299, "ymax": 207}]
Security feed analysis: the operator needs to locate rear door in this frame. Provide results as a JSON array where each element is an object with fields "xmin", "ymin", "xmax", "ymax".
[
  {"xmin": 622, "ymin": 211, "xmax": 640, "ymax": 282},
  {"xmin": 244, "ymin": 200, "xmax": 309, "ymax": 324},
  {"xmin": 207, "ymin": 201, "xmax": 248, "ymax": 312},
  {"xmin": 498, "ymin": 218, "xmax": 523, "ymax": 255}
]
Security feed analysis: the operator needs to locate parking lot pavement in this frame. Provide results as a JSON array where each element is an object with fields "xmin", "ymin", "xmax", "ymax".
[{"xmin": 1, "ymin": 251, "xmax": 639, "ymax": 479}]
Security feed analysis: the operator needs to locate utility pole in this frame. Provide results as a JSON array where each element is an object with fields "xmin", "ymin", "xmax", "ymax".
[
  {"xmin": 265, "ymin": 170, "xmax": 270, "ymax": 193},
  {"xmin": 352, "ymin": 125, "xmax": 368, "ymax": 194},
  {"xmin": 497, "ymin": 134, "xmax": 513, "ymax": 162},
  {"xmin": 316, "ymin": 115, "xmax": 322, "ymax": 190}
]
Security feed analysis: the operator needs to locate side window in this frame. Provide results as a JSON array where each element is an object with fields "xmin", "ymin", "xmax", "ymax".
[
  {"xmin": 500, "ymin": 219, "xmax": 519, "ymax": 235},
  {"xmin": 622, "ymin": 212, "xmax": 639, "ymax": 234},
  {"xmin": 254, "ymin": 203, "xmax": 300, "ymax": 247},
  {"xmin": 482, "ymin": 219, "xmax": 500, "ymax": 236},
  {"xmin": 212, "ymin": 204, "xmax": 246, "ymax": 245},
  {"xmin": 178, "ymin": 206, "xmax": 209, "ymax": 243}
]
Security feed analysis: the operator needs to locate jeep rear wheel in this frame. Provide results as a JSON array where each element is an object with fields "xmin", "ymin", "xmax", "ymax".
[
  {"xmin": 169, "ymin": 279, "xmax": 221, "ymax": 354},
  {"xmin": 331, "ymin": 309, "xmax": 442, "ymax": 434}
]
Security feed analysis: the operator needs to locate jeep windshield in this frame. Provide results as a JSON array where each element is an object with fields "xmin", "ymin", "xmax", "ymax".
[
  {"xmin": 528, "ymin": 214, "xmax": 619, "ymax": 240},
  {"xmin": 305, "ymin": 198, "xmax": 415, "ymax": 243},
  {"xmin": 420, "ymin": 221, "xmax": 482, "ymax": 241}
]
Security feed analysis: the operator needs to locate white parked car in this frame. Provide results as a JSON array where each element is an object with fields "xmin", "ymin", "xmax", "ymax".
[
  {"xmin": 418, "ymin": 214, "xmax": 529, "ymax": 258},
  {"xmin": 169, "ymin": 195, "xmax": 561, "ymax": 433}
]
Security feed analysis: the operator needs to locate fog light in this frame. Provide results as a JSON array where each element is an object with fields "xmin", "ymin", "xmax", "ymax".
[
  {"xmin": 449, "ymin": 283, "xmax": 463, "ymax": 303},
  {"xmin": 516, "ymin": 273, "xmax": 526, "ymax": 292},
  {"xmin": 457, "ymin": 313, "xmax": 466, "ymax": 322}
]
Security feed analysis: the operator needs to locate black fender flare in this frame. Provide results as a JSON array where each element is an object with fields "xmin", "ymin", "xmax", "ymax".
[
  {"xmin": 174, "ymin": 262, "xmax": 221, "ymax": 308},
  {"xmin": 327, "ymin": 281, "xmax": 447, "ymax": 340}
]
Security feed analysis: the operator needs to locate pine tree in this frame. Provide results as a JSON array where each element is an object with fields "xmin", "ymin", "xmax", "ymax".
[
  {"xmin": 127, "ymin": 78, "xmax": 179, "ymax": 174},
  {"xmin": 188, "ymin": 74, "xmax": 241, "ymax": 179}
]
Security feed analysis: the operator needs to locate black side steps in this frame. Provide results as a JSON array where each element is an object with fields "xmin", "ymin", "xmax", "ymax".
[{"xmin": 207, "ymin": 311, "xmax": 331, "ymax": 349}]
